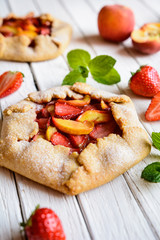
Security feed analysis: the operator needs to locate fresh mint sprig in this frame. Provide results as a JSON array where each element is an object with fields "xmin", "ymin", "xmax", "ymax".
[
  {"xmin": 152, "ymin": 132, "xmax": 160, "ymax": 151},
  {"xmin": 62, "ymin": 49, "xmax": 120, "ymax": 85},
  {"xmin": 141, "ymin": 162, "xmax": 160, "ymax": 182},
  {"xmin": 141, "ymin": 132, "xmax": 160, "ymax": 182}
]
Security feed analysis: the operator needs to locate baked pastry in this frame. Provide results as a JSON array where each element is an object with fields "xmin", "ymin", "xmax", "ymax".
[
  {"xmin": 0, "ymin": 83, "xmax": 151, "ymax": 195},
  {"xmin": 0, "ymin": 12, "xmax": 72, "ymax": 62}
]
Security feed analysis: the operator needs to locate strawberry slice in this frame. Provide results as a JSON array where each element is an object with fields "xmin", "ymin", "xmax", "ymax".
[
  {"xmin": 69, "ymin": 135, "xmax": 88, "ymax": 148},
  {"xmin": 83, "ymin": 104, "xmax": 101, "ymax": 111},
  {"xmin": 40, "ymin": 108, "xmax": 50, "ymax": 118},
  {"xmin": 0, "ymin": 71, "xmax": 23, "ymax": 98},
  {"xmin": 39, "ymin": 27, "xmax": 50, "ymax": 35},
  {"xmin": 89, "ymin": 121, "xmax": 117, "ymax": 139},
  {"xmin": 51, "ymin": 132, "xmax": 71, "ymax": 147},
  {"xmin": 36, "ymin": 118, "xmax": 49, "ymax": 129},
  {"xmin": 145, "ymin": 92, "xmax": 160, "ymax": 121},
  {"xmin": 55, "ymin": 102, "xmax": 82, "ymax": 118}
]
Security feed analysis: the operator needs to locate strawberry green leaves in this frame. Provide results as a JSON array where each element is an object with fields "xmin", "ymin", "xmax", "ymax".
[
  {"xmin": 141, "ymin": 132, "xmax": 160, "ymax": 183},
  {"xmin": 62, "ymin": 49, "xmax": 120, "ymax": 85}
]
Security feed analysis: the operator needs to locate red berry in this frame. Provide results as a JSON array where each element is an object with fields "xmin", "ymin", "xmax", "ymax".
[
  {"xmin": 89, "ymin": 121, "xmax": 116, "ymax": 139},
  {"xmin": 129, "ymin": 65, "xmax": 160, "ymax": 97},
  {"xmin": 0, "ymin": 71, "xmax": 23, "ymax": 98},
  {"xmin": 145, "ymin": 91, "xmax": 160, "ymax": 121},
  {"xmin": 51, "ymin": 132, "xmax": 71, "ymax": 148},
  {"xmin": 55, "ymin": 101, "xmax": 82, "ymax": 119},
  {"xmin": 23, "ymin": 206, "xmax": 66, "ymax": 240}
]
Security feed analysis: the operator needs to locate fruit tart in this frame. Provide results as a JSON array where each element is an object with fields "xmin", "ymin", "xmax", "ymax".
[
  {"xmin": 0, "ymin": 83, "xmax": 151, "ymax": 195},
  {"xmin": 0, "ymin": 12, "xmax": 72, "ymax": 62}
]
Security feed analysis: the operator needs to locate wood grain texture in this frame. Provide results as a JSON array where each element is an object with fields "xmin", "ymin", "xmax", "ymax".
[
  {"xmin": 3, "ymin": 0, "xmax": 91, "ymax": 239},
  {"xmin": 0, "ymin": 0, "xmax": 160, "ymax": 239},
  {"xmin": 0, "ymin": 2, "xmax": 37, "ymax": 239}
]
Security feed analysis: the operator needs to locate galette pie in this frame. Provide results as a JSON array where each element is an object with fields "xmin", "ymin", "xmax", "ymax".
[
  {"xmin": 0, "ymin": 12, "xmax": 72, "ymax": 62},
  {"xmin": 0, "ymin": 83, "xmax": 151, "ymax": 195}
]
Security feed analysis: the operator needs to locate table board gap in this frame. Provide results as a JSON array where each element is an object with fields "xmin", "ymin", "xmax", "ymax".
[{"xmin": 123, "ymin": 172, "xmax": 160, "ymax": 240}]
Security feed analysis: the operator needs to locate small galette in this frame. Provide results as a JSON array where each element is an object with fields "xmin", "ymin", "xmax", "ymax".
[
  {"xmin": 0, "ymin": 12, "xmax": 72, "ymax": 62},
  {"xmin": 0, "ymin": 83, "xmax": 151, "ymax": 195}
]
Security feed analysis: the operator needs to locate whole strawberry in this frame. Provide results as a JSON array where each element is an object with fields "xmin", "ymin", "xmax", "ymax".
[
  {"xmin": 0, "ymin": 71, "xmax": 24, "ymax": 98},
  {"xmin": 21, "ymin": 205, "xmax": 66, "ymax": 240},
  {"xmin": 129, "ymin": 65, "xmax": 160, "ymax": 97}
]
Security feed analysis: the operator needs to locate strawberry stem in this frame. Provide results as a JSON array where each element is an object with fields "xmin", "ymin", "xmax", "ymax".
[{"xmin": 20, "ymin": 204, "xmax": 40, "ymax": 228}]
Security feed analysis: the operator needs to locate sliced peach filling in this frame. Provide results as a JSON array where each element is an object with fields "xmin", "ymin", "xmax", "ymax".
[
  {"xmin": 0, "ymin": 16, "xmax": 52, "ymax": 39},
  {"xmin": 33, "ymin": 95, "xmax": 121, "ymax": 153}
]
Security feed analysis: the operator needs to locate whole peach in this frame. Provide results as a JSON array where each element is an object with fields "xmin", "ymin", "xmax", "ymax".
[{"xmin": 98, "ymin": 5, "xmax": 135, "ymax": 42}]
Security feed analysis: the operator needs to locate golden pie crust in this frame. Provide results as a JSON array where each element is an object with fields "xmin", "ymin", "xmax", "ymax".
[
  {"xmin": 0, "ymin": 12, "xmax": 72, "ymax": 62},
  {"xmin": 0, "ymin": 83, "xmax": 151, "ymax": 195}
]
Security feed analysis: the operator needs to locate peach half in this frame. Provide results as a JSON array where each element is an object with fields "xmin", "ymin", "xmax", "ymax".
[{"xmin": 131, "ymin": 23, "xmax": 160, "ymax": 54}]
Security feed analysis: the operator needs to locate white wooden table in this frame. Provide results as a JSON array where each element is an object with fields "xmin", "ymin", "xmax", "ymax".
[{"xmin": 0, "ymin": 0, "xmax": 160, "ymax": 239}]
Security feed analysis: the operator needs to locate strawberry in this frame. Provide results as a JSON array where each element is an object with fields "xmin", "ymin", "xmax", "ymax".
[
  {"xmin": 55, "ymin": 102, "xmax": 82, "ymax": 118},
  {"xmin": 36, "ymin": 118, "xmax": 49, "ymax": 129},
  {"xmin": 41, "ymin": 108, "xmax": 50, "ymax": 118},
  {"xmin": 69, "ymin": 134, "xmax": 88, "ymax": 148},
  {"xmin": 39, "ymin": 27, "xmax": 50, "ymax": 35},
  {"xmin": 0, "ymin": 71, "xmax": 23, "ymax": 98},
  {"xmin": 89, "ymin": 121, "xmax": 116, "ymax": 139},
  {"xmin": 51, "ymin": 132, "xmax": 71, "ymax": 148},
  {"xmin": 129, "ymin": 65, "xmax": 160, "ymax": 97},
  {"xmin": 145, "ymin": 91, "xmax": 160, "ymax": 121},
  {"xmin": 83, "ymin": 104, "xmax": 100, "ymax": 111},
  {"xmin": 22, "ymin": 205, "xmax": 66, "ymax": 240}
]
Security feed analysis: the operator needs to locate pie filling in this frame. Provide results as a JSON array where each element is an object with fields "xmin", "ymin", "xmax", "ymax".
[
  {"xmin": 0, "ymin": 16, "xmax": 52, "ymax": 40},
  {"xmin": 33, "ymin": 95, "xmax": 122, "ymax": 153}
]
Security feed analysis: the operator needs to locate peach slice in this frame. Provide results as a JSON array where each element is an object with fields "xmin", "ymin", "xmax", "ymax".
[
  {"xmin": 0, "ymin": 25, "xmax": 17, "ymax": 34},
  {"xmin": 77, "ymin": 110, "xmax": 112, "ymax": 124},
  {"xmin": 17, "ymin": 30, "xmax": 38, "ymax": 39},
  {"xmin": 46, "ymin": 126, "xmax": 57, "ymax": 141},
  {"xmin": 131, "ymin": 23, "xmax": 160, "ymax": 54},
  {"xmin": 47, "ymin": 105, "xmax": 54, "ymax": 113},
  {"xmin": 24, "ymin": 24, "xmax": 37, "ymax": 32},
  {"xmin": 100, "ymin": 100, "xmax": 110, "ymax": 110},
  {"xmin": 32, "ymin": 133, "xmax": 45, "ymax": 141},
  {"xmin": 59, "ymin": 95, "xmax": 91, "ymax": 107},
  {"xmin": 52, "ymin": 117, "xmax": 94, "ymax": 135}
]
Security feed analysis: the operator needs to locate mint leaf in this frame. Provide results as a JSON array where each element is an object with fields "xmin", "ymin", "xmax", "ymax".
[
  {"xmin": 62, "ymin": 69, "xmax": 86, "ymax": 85},
  {"xmin": 78, "ymin": 66, "xmax": 89, "ymax": 78},
  {"xmin": 152, "ymin": 132, "xmax": 160, "ymax": 151},
  {"xmin": 67, "ymin": 49, "xmax": 91, "ymax": 69},
  {"xmin": 141, "ymin": 162, "xmax": 160, "ymax": 182},
  {"xmin": 92, "ymin": 68, "xmax": 120, "ymax": 85},
  {"xmin": 88, "ymin": 55, "xmax": 116, "ymax": 77}
]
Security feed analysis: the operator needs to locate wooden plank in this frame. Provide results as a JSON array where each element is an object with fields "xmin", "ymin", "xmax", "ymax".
[
  {"xmin": 0, "ymin": 62, "xmax": 37, "ymax": 240},
  {"xmin": 5, "ymin": 0, "xmax": 91, "ymax": 239},
  {"xmin": 139, "ymin": 0, "xmax": 160, "ymax": 16},
  {"xmin": 85, "ymin": 0, "xmax": 160, "ymax": 238},
  {"xmin": 35, "ymin": 0, "xmax": 158, "ymax": 239},
  {"xmin": 113, "ymin": 0, "xmax": 160, "ymax": 134},
  {"xmin": 0, "ymin": 2, "xmax": 37, "ymax": 239}
]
